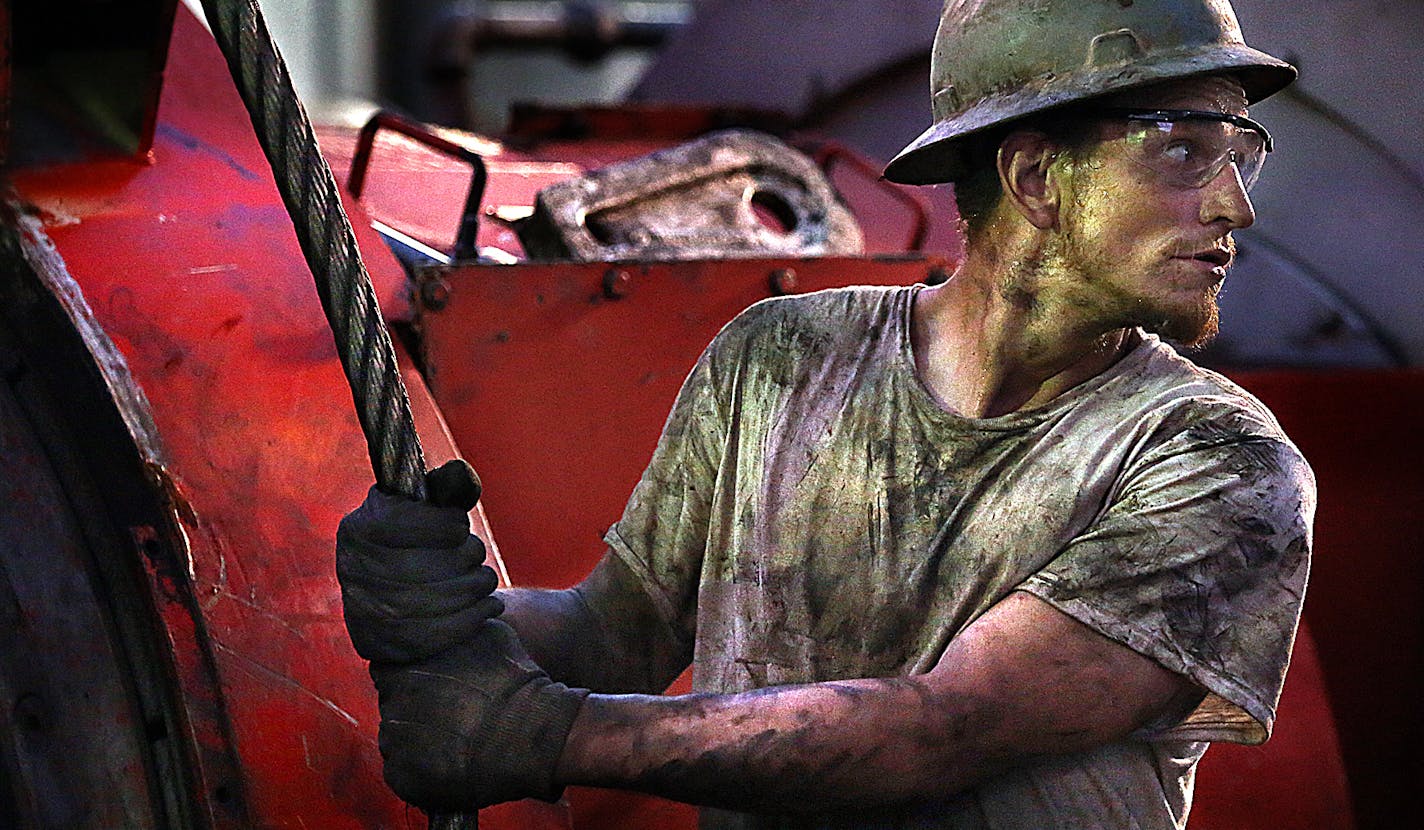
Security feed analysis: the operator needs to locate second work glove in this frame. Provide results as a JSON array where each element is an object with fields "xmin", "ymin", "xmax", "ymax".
[
  {"xmin": 336, "ymin": 459, "xmax": 504, "ymax": 664},
  {"xmin": 372, "ymin": 618, "xmax": 590, "ymax": 811}
]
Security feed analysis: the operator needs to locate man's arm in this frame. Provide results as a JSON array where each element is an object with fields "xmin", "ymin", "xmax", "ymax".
[
  {"xmin": 555, "ymin": 589, "xmax": 1200, "ymax": 812},
  {"xmin": 498, "ymin": 551, "xmax": 691, "ymax": 694},
  {"xmin": 359, "ymin": 554, "xmax": 1203, "ymax": 814}
]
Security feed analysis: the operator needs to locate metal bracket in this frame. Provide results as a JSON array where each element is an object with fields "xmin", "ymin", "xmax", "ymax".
[
  {"xmin": 347, "ymin": 110, "xmax": 488, "ymax": 262},
  {"xmin": 517, "ymin": 129, "xmax": 864, "ymax": 261}
]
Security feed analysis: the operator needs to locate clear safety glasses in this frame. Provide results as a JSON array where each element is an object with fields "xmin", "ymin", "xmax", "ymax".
[{"xmin": 1091, "ymin": 108, "xmax": 1274, "ymax": 193}]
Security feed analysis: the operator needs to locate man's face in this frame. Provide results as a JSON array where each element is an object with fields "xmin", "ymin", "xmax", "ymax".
[{"xmin": 1051, "ymin": 76, "xmax": 1259, "ymax": 348}]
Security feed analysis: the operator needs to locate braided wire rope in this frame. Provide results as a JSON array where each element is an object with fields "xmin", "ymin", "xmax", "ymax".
[
  {"xmin": 196, "ymin": 1, "xmax": 473, "ymax": 828},
  {"xmin": 197, "ymin": 0, "xmax": 428, "ymax": 501}
]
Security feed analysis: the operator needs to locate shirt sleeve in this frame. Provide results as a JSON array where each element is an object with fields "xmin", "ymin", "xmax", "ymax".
[
  {"xmin": 1019, "ymin": 413, "xmax": 1316, "ymax": 744},
  {"xmin": 602, "ymin": 331, "xmax": 738, "ymax": 645}
]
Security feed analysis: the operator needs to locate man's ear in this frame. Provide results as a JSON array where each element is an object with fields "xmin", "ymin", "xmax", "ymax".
[{"xmin": 998, "ymin": 131, "xmax": 1064, "ymax": 230}]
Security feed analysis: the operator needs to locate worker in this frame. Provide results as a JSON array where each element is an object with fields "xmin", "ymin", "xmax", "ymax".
[{"xmin": 335, "ymin": 0, "xmax": 1315, "ymax": 827}]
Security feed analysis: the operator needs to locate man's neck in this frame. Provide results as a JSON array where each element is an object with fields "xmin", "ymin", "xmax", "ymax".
[{"xmin": 912, "ymin": 250, "xmax": 1134, "ymax": 419}]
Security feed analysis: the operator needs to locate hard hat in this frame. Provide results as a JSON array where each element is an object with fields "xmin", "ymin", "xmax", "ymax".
[{"xmin": 883, "ymin": 0, "xmax": 1297, "ymax": 185}]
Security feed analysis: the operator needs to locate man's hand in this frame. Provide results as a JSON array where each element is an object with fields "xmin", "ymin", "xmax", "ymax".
[
  {"xmin": 336, "ymin": 459, "xmax": 504, "ymax": 664},
  {"xmin": 372, "ymin": 619, "xmax": 590, "ymax": 811}
]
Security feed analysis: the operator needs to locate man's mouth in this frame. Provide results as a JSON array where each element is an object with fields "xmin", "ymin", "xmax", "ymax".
[
  {"xmin": 1185, "ymin": 247, "xmax": 1233, "ymax": 268},
  {"xmin": 1170, "ymin": 243, "xmax": 1235, "ymax": 278}
]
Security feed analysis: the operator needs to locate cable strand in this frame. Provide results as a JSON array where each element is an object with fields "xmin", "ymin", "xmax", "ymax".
[
  {"xmin": 198, "ymin": 0, "xmax": 428, "ymax": 501},
  {"xmin": 196, "ymin": 2, "xmax": 473, "ymax": 828}
]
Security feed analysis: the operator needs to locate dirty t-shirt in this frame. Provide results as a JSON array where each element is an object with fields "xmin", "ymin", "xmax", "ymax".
[{"xmin": 603, "ymin": 285, "xmax": 1315, "ymax": 830}]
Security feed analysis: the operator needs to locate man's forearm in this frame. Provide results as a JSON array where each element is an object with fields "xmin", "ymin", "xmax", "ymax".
[
  {"xmin": 552, "ymin": 592, "xmax": 1200, "ymax": 814},
  {"xmin": 496, "ymin": 586, "xmax": 597, "ymax": 682},
  {"xmin": 500, "ymin": 551, "xmax": 690, "ymax": 694},
  {"xmin": 554, "ymin": 677, "xmax": 999, "ymax": 813}
]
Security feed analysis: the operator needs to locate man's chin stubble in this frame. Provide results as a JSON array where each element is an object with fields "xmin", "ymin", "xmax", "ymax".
[{"xmin": 1145, "ymin": 290, "xmax": 1221, "ymax": 350}]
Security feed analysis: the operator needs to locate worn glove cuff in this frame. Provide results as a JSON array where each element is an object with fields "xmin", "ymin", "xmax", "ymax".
[{"xmin": 474, "ymin": 677, "xmax": 590, "ymax": 803}]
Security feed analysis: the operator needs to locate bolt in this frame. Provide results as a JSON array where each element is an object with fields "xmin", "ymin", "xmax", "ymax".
[
  {"xmin": 769, "ymin": 268, "xmax": 799, "ymax": 295},
  {"xmin": 603, "ymin": 268, "xmax": 633, "ymax": 299},
  {"xmin": 420, "ymin": 279, "xmax": 452, "ymax": 311}
]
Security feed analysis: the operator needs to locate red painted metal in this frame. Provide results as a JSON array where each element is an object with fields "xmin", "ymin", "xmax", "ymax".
[
  {"xmin": 2, "ymin": 5, "xmax": 558, "ymax": 828},
  {"xmin": 347, "ymin": 111, "xmax": 488, "ymax": 260},
  {"xmin": 320, "ymin": 123, "xmax": 566, "ymax": 262},
  {"xmin": 810, "ymin": 141, "xmax": 932, "ymax": 252},
  {"xmin": 1211, "ymin": 369, "xmax": 1424, "ymax": 828},
  {"xmin": 320, "ymin": 104, "xmax": 965, "ymax": 264}
]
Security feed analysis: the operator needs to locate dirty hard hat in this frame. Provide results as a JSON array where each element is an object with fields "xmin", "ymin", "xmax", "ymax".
[{"xmin": 883, "ymin": 0, "xmax": 1297, "ymax": 185}]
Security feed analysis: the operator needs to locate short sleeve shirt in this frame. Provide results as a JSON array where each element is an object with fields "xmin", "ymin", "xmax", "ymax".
[{"xmin": 604, "ymin": 285, "xmax": 1315, "ymax": 829}]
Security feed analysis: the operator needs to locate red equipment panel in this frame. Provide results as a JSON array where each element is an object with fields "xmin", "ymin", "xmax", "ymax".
[
  {"xmin": 318, "ymin": 110, "xmax": 965, "ymax": 265},
  {"xmin": 1204, "ymin": 369, "xmax": 1424, "ymax": 828}
]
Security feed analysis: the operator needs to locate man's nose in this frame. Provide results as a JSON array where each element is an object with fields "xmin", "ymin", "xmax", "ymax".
[{"xmin": 1201, "ymin": 161, "xmax": 1256, "ymax": 230}]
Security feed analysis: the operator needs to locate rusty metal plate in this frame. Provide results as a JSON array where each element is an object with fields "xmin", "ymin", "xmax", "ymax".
[{"xmin": 517, "ymin": 129, "xmax": 865, "ymax": 261}]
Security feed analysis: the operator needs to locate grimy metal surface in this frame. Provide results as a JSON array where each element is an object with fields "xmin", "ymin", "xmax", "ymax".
[
  {"xmin": 0, "ymin": 193, "xmax": 237, "ymax": 828},
  {"xmin": 517, "ymin": 129, "xmax": 865, "ymax": 261},
  {"xmin": 1, "ymin": 211, "xmax": 176, "ymax": 828},
  {"xmin": 2, "ymin": 6, "xmax": 562, "ymax": 829}
]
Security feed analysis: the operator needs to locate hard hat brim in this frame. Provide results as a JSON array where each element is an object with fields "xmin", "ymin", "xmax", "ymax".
[{"xmin": 883, "ymin": 45, "xmax": 1297, "ymax": 186}]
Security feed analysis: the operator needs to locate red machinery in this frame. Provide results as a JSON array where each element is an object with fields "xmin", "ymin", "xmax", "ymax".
[{"xmin": 0, "ymin": 3, "xmax": 1416, "ymax": 829}]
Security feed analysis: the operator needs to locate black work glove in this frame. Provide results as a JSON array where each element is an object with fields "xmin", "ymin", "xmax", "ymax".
[
  {"xmin": 337, "ymin": 459, "xmax": 504, "ymax": 664},
  {"xmin": 373, "ymin": 618, "xmax": 590, "ymax": 811}
]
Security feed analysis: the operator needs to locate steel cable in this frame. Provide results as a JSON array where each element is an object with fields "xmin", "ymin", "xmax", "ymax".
[
  {"xmin": 195, "ymin": 1, "xmax": 473, "ymax": 828},
  {"xmin": 196, "ymin": 0, "xmax": 427, "ymax": 501}
]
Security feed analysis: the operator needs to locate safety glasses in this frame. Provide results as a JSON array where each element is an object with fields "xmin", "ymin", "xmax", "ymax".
[{"xmin": 1091, "ymin": 108, "xmax": 1274, "ymax": 193}]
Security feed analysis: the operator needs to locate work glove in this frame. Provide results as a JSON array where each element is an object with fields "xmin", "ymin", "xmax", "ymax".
[
  {"xmin": 372, "ymin": 618, "xmax": 590, "ymax": 811},
  {"xmin": 337, "ymin": 459, "xmax": 505, "ymax": 664}
]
